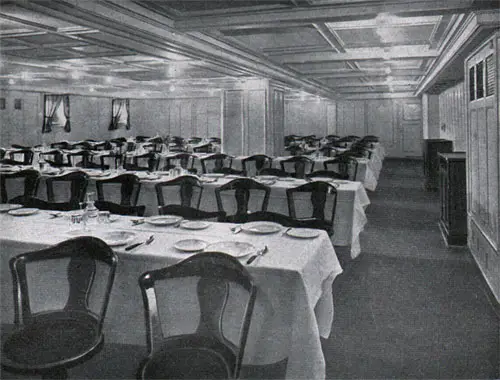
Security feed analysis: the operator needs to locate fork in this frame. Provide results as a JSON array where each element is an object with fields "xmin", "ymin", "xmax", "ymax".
[
  {"xmin": 125, "ymin": 235, "xmax": 155, "ymax": 251},
  {"xmin": 246, "ymin": 245, "xmax": 268, "ymax": 265}
]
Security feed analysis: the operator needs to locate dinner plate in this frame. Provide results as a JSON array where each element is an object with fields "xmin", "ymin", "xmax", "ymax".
[
  {"xmin": 286, "ymin": 228, "xmax": 321, "ymax": 239},
  {"xmin": 203, "ymin": 173, "xmax": 225, "ymax": 178},
  {"xmin": 98, "ymin": 231, "xmax": 136, "ymax": 246},
  {"xmin": 8, "ymin": 208, "xmax": 40, "ymax": 216},
  {"xmin": 0, "ymin": 203, "xmax": 23, "ymax": 213},
  {"xmin": 174, "ymin": 239, "xmax": 208, "ymax": 253},
  {"xmin": 333, "ymin": 180, "xmax": 350, "ymax": 185},
  {"xmin": 278, "ymin": 177, "xmax": 295, "ymax": 181},
  {"xmin": 241, "ymin": 221, "xmax": 282, "ymax": 234},
  {"xmin": 144, "ymin": 215, "xmax": 183, "ymax": 226},
  {"xmin": 205, "ymin": 241, "xmax": 256, "ymax": 258},
  {"xmin": 180, "ymin": 220, "xmax": 211, "ymax": 230}
]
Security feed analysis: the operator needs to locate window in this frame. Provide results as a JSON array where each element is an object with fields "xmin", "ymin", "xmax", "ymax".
[
  {"xmin": 43, "ymin": 94, "xmax": 70, "ymax": 133},
  {"xmin": 476, "ymin": 61, "xmax": 484, "ymax": 99},
  {"xmin": 486, "ymin": 54, "xmax": 495, "ymax": 97},
  {"xmin": 109, "ymin": 99, "xmax": 130, "ymax": 130},
  {"xmin": 469, "ymin": 66, "xmax": 475, "ymax": 101}
]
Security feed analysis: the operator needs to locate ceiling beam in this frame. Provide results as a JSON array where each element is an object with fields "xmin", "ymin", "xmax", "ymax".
[
  {"xmin": 331, "ymin": 80, "xmax": 420, "ymax": 87},
  {"xmin": 272, "ymin": 47, "xmax": 438, "ymax": 63},
  {"xmin": 175, "ymin": 0, "xmax": 479, "ymax": 31},
  {"xmin": 306, "ymin": 69, "xmax": 425, "ymax": 78}
]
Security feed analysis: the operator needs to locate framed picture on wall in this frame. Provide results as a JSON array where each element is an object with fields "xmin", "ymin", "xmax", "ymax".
[
  {"xmin": 403, "ymin": 103, "xmax": 421, "ymax": 121},
  {"xmin": 0, "ymin": 98, "xmax": 5, "ymax": 110},
  {"xmin": 14, "ymin": 99, "xmax": 22, "ymax": 110}
]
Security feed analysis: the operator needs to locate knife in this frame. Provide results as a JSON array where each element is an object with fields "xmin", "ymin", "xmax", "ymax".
[
  {"xmin": 246, "ymin": 245, "xmax": 268, "ymax": 265},
  {"xmin": 125, "ymin": 235, "xmax": 154, "ymax": 251}
]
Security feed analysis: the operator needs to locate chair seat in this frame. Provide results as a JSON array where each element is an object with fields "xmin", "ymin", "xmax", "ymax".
[
  {"xmin": 3, "ymin": 311, "xmax": 101, "ymax": 370},
  {"xmin": 141, "ymin": 335, "xmax": 234, "ymax": 379}
]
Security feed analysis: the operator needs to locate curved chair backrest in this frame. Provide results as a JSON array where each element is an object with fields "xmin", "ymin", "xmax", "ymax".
[
  {"xmin": 323, "ymin": 156, "xmax": 358, "ymax": 181},
  {"xmin": 50, "ymin": 141, "xmax": 71, "ymax": 150},
  {"xmin": 95, "ymin": 173, "xmax": 141, "ymax": 206},
  {"xmin": 200, "ymin": 153, "xmax": 232, "ymax": 174},
  {"xmin": 123, "ymin": 152, "xmax": 159, "ymax": 172},
  {"xmin": 70, "ymin": 142, "xmax": 93, "ymax": 150},
  {"xmin": 215, "ymin": 178, "xmax": 271, "ymax": 222},
  {"xmin": 187, "ymin": 137, "xmax": 202, "ymax": 144},
  {"xmin": 40, "ymin": 149, "xmax": 71, "ymax": 167},
  {"xmin": 319, "ymin": 145, "xmax": 336, "ymax": 157},
  {"xmin": 138, "ymin": 252, "xmax": 256, "ymax": 379},
  {"xmin": 45, "ymin": 170, "xmax": 89, "ymax": 204},
  {"xmin": 94, "ymin": 201, "xmax": 145, "ymax": 216},
  {"xmin": 163, "ymin": 153, "xmax": 196, "ymax": 173},
  {"xmin": 241, "ymin": 154, "xmax": 272, "ymax": 177},
  {"xmin": 9, "ymin": 236, "xmax": 118, "ymax": 330},
  {"xmin": 135, "ymin": 135, "xmax": 150, "ymax": 143},
  {"xmin": 192, "ymin": 143, "xmax": 213, "ymax": 154},
  {"xmin": 0, "ymin": 169, "xmax": 40, "ymax": 204},
  {"xmin": 286, "ymin": 181, "xmax": 338, "ymax": 235},
  {"xmin": 280, "ymin": 156, "xmax": 314, "ymax": 179},
  {"xmin": 258, "ymin": 167, "xmax": 289, "ymax": 177},
  {"xmin": 208, "ymin": 137, "xmax": 221, "ymax": 144},
  {"xmin": 284, "ymin": 145, "xmax": 303, "ymax": 156},
  {"xmin": 155, "ymin": 175, "xmax": 203, "ymax": 209},
  {"xmin": 7, "ymin": 149, "xmax": 34, "ymax": 165},
  {"xmin": 67, "ymin": 150, "xmax": 104, "ymax": 169}
]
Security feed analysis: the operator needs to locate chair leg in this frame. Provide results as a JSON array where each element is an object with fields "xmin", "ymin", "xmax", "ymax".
[{"xmin": 41, "ymin": 367, "xmax": 68, "ymax": 379}]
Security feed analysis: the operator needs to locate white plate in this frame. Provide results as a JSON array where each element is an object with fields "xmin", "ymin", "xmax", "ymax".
[
  {"xmin": 145, "ymin": 215, "xmax": 183, "ymax": 226},
  {"xmin": 180, "ymin": 220, "xmax": 211, "ymax": 230},
  {"xmin": 278, "ymin": 177, "xmax": 295, "ymax": 181},
  {"xmin": 308, "ymin": 177, "xmax": 334, "ymax": 182},
  {"xmin": 0, "ymin": 203, "xmax": 22, "ymax": 213},
  {"xmin": 98, "ymin": 231, "xmax": 136, "ymax": 246},
  {"xmin": 205, "ymin": 241, "xmax": 256, "ymax": 258},
  {"xmin": 333, "ymin": 180, "xmax": 349, "ymax": 185},
  {"xmin": 203, "ymin": 173, "xmax": 225, "ymax": 178},
  {"xmin": 174, "ymin": 239, "xmax": 208, "ymax": 252},
  {"xmin": 241, "ymin": 221, "xmax": 282, "ymax": 234},
  {"xmin": 8, "ymin": 208, "xmax": 39, "ymax": 216},
  {"xmin": 286, "ymin": 228, "xmax": 321, "ymax": 239},
  {"xmin": 255, "ymin": 175, "xmax": 278, "ymax": 181}
]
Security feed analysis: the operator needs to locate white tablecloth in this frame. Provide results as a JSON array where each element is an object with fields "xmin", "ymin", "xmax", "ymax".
[{"xmin": 0, "ymin": 211, "xmax": 342, "ymax": 379}]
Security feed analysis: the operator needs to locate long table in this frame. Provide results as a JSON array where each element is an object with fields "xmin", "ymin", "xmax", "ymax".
[{"xmin": 0, "ymin": 210, "xmax": 342, "ymax": 379}]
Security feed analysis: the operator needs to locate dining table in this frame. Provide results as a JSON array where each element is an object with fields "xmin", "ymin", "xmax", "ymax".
[{"xmin": 0, "ymin": 208, "xmax": 343, "ymax": 380}]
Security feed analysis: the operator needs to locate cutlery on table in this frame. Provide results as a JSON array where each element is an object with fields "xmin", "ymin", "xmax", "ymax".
[
  {"xmin": 125, "ymin": 235, "xmax": 155, "ymax": 251},
  {"xmin": 131, "ymin": 218, "xmax": 145, "ymax": 226},
  {"xmin": 49, "ymin": 212, "xmax": 62, "ymax": 218},
  {"xmin": 246, "ymin": 245, "xmax": 269, "ymax": 265},
  {"xmin": 281, "ymin": 227, "xmax": 292, "ymax": 236}
]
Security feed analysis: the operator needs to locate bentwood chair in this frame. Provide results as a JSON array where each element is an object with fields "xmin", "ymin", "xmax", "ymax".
[
  {"xmin": 162, "ymin": 153, "xmax": 197, "ymax": 174},
  {"xmin": 2, "ymin": 149, "xmax": 34, "ymax": 166},
  {"xmin": 95, "ymin": 173, "xmax": 145, "ymax": 216},
  {"xmin": 192, "ymin": 143, "xmax": 213, "ymax": 154},
  {"xmin": 323, "ymin": 156, "xmax": 358, "ymax": 181},
  {"xmin": 284, "ymin": 145, "xmax": 303, "ymax": 156},
  {"xmin": 0, "ymin": 169, "xmax": 40, "ymax": 204},
  {"xmin": 280, "ymin": 156, "xmax": 314, "ymax": 179},
  {"xmin": 123, "ymin": 152, "xmax": 159, "ymax": 172},
  {"xmin": 286, "ymin": 181, "xmax": 338, "ymax": 236},
  {"xmin": 155, "ymin": 175, "xmax": 203, "ymax": 211},
  {"xmin": 215, "ymin": 178, "xmax": 271, "ymax": 222},
  {"xmin": 1, "ymin": 237, "xmax": 118, "ymax": 379},
  {"xmin": 200, "ymin": 154, "xmax": 234, "ymax": 174},
  {"xmin": 241, "ymin": 155, "xmax": 272, "ymax": 177},
  {"xmin": 45, "ymin": 171, "xmax": 88, "ymax": 205},
  {"xmin": 40, "ymin": 150, "xmax": 71, "ymax": 168},
  {"xmin": 258, "ymin": 167, "xmax": 289, "ymax": 178},
  {"xmin": 67, "ymin": 150, "xmax": 107, "ymax": 170},
  {"xmin": 50, "ymin": 141, "xmax": 72, "ymax": 150},
  {"xmin": 137, "ymin": 252, "xmax": 256, "ymax": 380}
]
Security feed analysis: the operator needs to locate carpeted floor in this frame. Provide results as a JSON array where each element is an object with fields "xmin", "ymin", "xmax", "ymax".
[
  {"xmin": 323, "ymin": 158, "xmax": 499, "ymax": 379},
  {"xmin": 2, "ymin": 159, "xmax": 498, "ymax": 379}
]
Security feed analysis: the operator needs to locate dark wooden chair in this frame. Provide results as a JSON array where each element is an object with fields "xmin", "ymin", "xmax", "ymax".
[
  {"xmin": 45, "ymin": 171, "xmax": 88, "ymax": 205},
  {"xmin": 208, "ymin": 137, "xmax": 221, "ymax": 144},
  {"xmin": 2, "ymin": 149, "xmax": 34, "ymax": 166},
  {"xmin": 155, "ymin": 175, "xmax": 203, "ymax": 210},
  {"xmin": 192, "ymin": 143, "xmax": 213, "ymax": 153},
  {"xmin": 95, "ymin": 173, "xmax": 145, "ymax": 216},
  {"xmin": 22, "ymin": 197, "xmax": 81, "ymax": 211},
  {"xmin": 284, "ymin": 145, "xmax": 303, "ymax": 156},
  {"xmin": 2, "ymin": 236, "xmax": 118, "ymax": 379},
  {"xmin": 187, "ymin": 137, "xmax": 203, "ymax": 144},
  {"xmin": 241, "ymin": 210, "xmax": 330, "ymax": 231},
  {"xmin": 67, "ymin": 150, "xmax": 107, "ymax": 170},
  {"xmin": 123, "ymin": 152, "xmax": 159, "ymax": 172},
  {"xmin": 241, "ymin": 154, "xmax": 272, "ymax": 177},
  {"xmin": 0, "ymin": 169, "xmax": 40, "ymax": 204},
  {"xmin": 50, "ymin": 141, "xmax": 71, "ymax": 150},
  {"xmin": 306, "ymin": 170, "xmax": 349, "ymax": 180},
  {"xmin": 323, "ymin": 156, "xmax": 358, "ymax": 181},
  {"xmin": 286, "ymin": 181, "xmax": 338, "ymax": 236},
  {"xmin": 70, "ymin": 142, "xmax": 93, "ymax": 151},
  {"xmin": 137, "ymin": 252, "xmax": 256, "ymax": 380},
  {"xmin": 40, "ymin": 150, "xmax": 71, "ymax": 168},
  {"xmin": 158, "ymin": 204, "xmax": 225, "ymax": 222},
  {"xmin": 135, "ymin": 135, "xmax": 150, "ymax": 143},
  {"xmin": 200, "ymin": 153, "xmax": 233, "ymax": 174},
  {"xmin": 279, "ymin": 156, "xmax": 314, "ymax": 179},
  {"xmin": 162, "ymin": 153, "xmax": 197, "ymax": 174},
  {"xmin": 319, "ymin": 145, "xmax": 336, "ymax": 158},
  {"xmin": 215, "ymin": 178, "xmax": 271, "ymax": 222},
  {"xmin": 258, "ymin": 167, "xmax": 289, "ymax": 177}
]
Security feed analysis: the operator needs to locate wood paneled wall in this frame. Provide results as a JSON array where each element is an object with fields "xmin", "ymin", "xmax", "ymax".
[
  {"xmin": 0, "ymin": 90, "xmax": 221, "ymax": 147},
  {"xmin": 438, "ymin": 82, "xmax": 467, "ymax": 151},
  {"xmin": 466, "ymin": 32, "xmax": 500, "ymax": 302}
]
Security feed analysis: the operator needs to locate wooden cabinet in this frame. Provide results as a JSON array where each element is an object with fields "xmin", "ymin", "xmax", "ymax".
[
  {"xmin": 423, "ymin": 139, "xmax": 453, "ymax": 191},
  {"xmin": 438, "ymin": 153, "xmax": 467, "ymax": 246}
]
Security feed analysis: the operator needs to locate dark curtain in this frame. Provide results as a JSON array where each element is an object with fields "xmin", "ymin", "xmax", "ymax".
[
  {"xmin": 63, "ymin": 95, "xmax": 71, "ymax": 132},
  {"xmin": 42, "ymin": 95, "xmax": 70, "ymax": 133},
  {"xmin": 109, "ymin": 99, "xmax": 130, "ymax": 130}
]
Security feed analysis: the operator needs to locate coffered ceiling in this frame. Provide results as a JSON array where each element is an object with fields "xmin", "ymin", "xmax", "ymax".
[{"xmin": 0, "ymin": 0, "xmax": 498, "ymax": 99}]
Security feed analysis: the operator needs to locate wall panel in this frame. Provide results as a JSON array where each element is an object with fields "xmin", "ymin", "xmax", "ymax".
[{"xmin": 438, "ymin": 82, "xmax": 467, "ymax": 151}]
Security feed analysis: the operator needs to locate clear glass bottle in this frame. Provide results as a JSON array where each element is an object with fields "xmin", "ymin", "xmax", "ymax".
[{"xmin": 84, "ymin": 192, "xmax": 99, "ymax": 227}]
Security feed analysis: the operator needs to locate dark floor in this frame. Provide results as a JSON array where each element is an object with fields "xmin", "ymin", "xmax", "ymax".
[
  {"xmin": 2, "ymin": 159, "xmax": 499, "ymax": 379},
  {"xmin": 323, "ymin": 158, "xmax": 499, "ymax": 379}
]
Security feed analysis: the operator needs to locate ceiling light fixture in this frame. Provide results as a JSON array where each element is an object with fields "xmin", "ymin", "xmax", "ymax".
[
  {"xmin": 71, "ymin": 71, "xmax": 82, "ymax": 80},
  {"xmin": 169, "ymin": 84, "xmax": 175, "ymax": 92},
  {"xmin": 8, "ymin": 79, "xmax": 15, "ymax": 85},
  {"xmin": 384, "ymin": 67, "xmax": 392, "ymax": 74}
]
